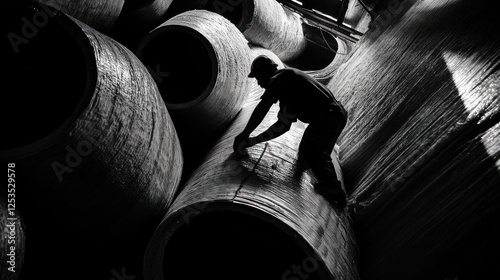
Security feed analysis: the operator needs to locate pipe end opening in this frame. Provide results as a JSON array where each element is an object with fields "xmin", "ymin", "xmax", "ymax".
[
  {"xmin": 2, "ymin": 4, "xmax": 95, "ymax": 149},
  {"xmin": 162, "ymin": 209, "xmax": 328, "ymax": 280},
  {"xmin": 286, "ymin": 24, "xmax": 338, "ymax": 71},
  {"xmin": 137, "ymin": 27, "xmax": 217, "ymax": 107}
]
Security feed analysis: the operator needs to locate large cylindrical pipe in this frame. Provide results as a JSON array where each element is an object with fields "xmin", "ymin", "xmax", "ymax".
[
  {"xmin": 35, "ymin": 0, "xmax": 124, "ymax": 32},
  {"xmin": 326, "ymin": 0, "xmax": 500, "ymax": 278},
  {"xmin": 205, "ymin": 0, "xmax": 307, "ymax": 62},
  {"xmin": 2, "ymin": 2, "xmax": 183, "ymax": 277},
  {"xmin": 144, "ymin": 91, "xmax": 360, "ymax": 280},
  {"xmin": 136, "ymin": 10, "xmax": 252, "ymax": 172}
]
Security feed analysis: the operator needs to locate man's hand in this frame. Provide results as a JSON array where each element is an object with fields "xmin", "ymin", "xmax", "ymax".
[{"xmin": 233, "ymin": 133, "xmax": 257, "ymax": 155}]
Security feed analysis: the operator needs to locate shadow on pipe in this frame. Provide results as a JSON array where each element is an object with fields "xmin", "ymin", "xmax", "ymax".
[
  {"xmin": 2, "ymin": 3, "xmax": 183, "ymax": 279},
  {"xmin": 163, "ymin": 207, "xmax": 328, "ymax": 280}
]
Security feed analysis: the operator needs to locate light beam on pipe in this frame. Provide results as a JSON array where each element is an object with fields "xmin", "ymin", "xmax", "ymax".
[
  {"xmin": 324, "ymin": 0, "xmax": 500, "ymax": 278},
  {"xmin": 205, "ymin": 0, "xmax": 307, "ymax": 62}
]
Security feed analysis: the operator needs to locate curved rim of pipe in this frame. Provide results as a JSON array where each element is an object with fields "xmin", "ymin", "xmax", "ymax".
[
  {"xmin": 1, "ymin": 3, "xmax": 97, "ymax": 155},
  {"xmin": 136, "ymin": 25, "xmax": 218, "ymax": 110},
  {"xmin": 204, "ymin": 0, "xmax": 251, "ymax": 30},
  {"xmin": 285, "ymin": 23, "xmax": 338, "ymax": 72},
  {"xmin": 144, "ymin": 201, "xmax": 331, "ymax": 280}
]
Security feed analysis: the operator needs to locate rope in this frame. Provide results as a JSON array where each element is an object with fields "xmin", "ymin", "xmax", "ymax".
[
  {"xmin": 319, "ymin": 26, "xmax": 348, "ymax": 55},
  {"xmin": 233, "ymin": 143, "xmax": 269, "ymax": 200}
]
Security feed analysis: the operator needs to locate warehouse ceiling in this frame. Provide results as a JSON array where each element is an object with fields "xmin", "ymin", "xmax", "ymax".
[
  {"xmin": 276, "ymin": 0, "xmax": 375, "ymax": 42},
  {"xmin": 279, "ymin": 0, "xmax": 351, "ymax": 23}
]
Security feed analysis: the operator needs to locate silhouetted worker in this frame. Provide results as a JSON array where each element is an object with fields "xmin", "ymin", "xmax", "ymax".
[{"xmin": 233, "ymin": 55, "xmax": 348, "ymax": 209}]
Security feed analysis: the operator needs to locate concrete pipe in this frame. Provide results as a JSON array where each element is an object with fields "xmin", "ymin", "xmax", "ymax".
[
  {"xmin": 205, "ymin": 0, "xmax": 307, "ymax": 62},
  {"xmin": 143, "ymin": 89, "xmax": 361, "ymax": 280},
  {"xmin": 326, "ymin": 0, "xmax": 500, "ymax": 278},
  {"xmin": 136, "ymin": 10, "xmax": 252, "ymax": 174},
  {"xmin": 35, "ymin": 0, "xmax": 124, "ymax": 33},
  {"xmin": 2, "ymin": 2, "xmax": 183, "ymax": 277},
  {"xmin": 0, "ymin": 200, "xmax": 25, "ymax": 280}
]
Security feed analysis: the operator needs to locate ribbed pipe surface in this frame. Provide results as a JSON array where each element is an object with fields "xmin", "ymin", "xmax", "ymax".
[
  {"xmin": 36, "ymin": 0, "xmax": 124, "ymax": 32},
  {"xmin": 137, "ymin": 10, "xmax": 252, "ymax": 171},
  {"xmin": 2, "ymin": 3, "xmax": 183, "ymax": 278},
  {"xmin": 162, "ymin": 0, "xmax": 208, "ymax": 20},
  {"xmin": 327, "ymin": 0, "xmax": 500, "ymax": 278},
  {"xmin": 243, "ymin": 0, "xmax": 306, "ymax": 61},
  {"xmin": 205, "ymin": 0, "xmax": 306, "ymax": 62}
]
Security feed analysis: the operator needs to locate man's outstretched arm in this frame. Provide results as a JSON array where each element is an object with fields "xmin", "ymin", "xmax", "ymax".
[
  {"xmin": 241, "ymin": 98, "xmax": 274, "ymax": 136},
  {"xmin": 233, "ymin": 98, "xmax": 274, "ymax": 153}
]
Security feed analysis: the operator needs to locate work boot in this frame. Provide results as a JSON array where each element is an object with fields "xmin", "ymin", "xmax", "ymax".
[{"xmin": 314, "ymin": 181, "xmax": 347, "ymax": 209}]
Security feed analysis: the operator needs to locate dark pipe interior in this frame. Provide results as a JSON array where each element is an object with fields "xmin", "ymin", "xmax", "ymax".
[
  {"xmin": 286, "ymin": 24, "xmax": 338, "ymax": 71},
  {"xmin": 138, "ymin": 29, "xmax": 214, "ymax": 104},
  {"xmin": 164, "ymin": 210, "xmax": 327, "ymax": 280},
  {"xmin": 205, "ymin": 0, "xmax": 245, "ymax": 27},
  {"xmin": 2, "ymin": 6, "xmax": 89, "ymax": 149}
]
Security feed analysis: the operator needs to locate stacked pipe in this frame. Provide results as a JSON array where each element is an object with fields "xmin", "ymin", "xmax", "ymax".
[
  {"xmin": 2, "ymin": 2, "xmax": 183, "ymax": 279},
  {"xmin": 136, "ymin": 10, "xmax": 253, "ymax": 176},
  {"xmin": 117, "ymin": 0, "xmax": 172, "ymax": 27},
  {"xmin": 144, "ymin": 81, "xmax": 361, "ymax": 280},
  {"xmin": 136, "ymin": 10, "xmax": 360, "ymax": 280},
  {"xmin": 110, "ymin": 0, "xmax": 173, "ymax": 49},
  {"xmin": 35, "ymin": 0, "xmax": 125, "ymax": 33},
  {"xmin": 203, "ymin": 0, "xmax": 307, "ymax": 61},
  {"xmin": 203, "ymin": 0, "xmax": 353, "ymax": 84},
  {"xmin": 2, "ymin": 2, "xmax": 363, "ymax": 280},
  {"xmin": 290, "ymin": 23, "xmax": 355, "ymax": 84},
  {"xmin": 326, "ymin": 0, "xmax": 500, "ymax": 278},
  {"xmin": 161, "ymin": 0, "xmax": 208, "ymax": 20}
]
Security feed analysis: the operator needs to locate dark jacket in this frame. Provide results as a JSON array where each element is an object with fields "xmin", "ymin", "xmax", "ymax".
[{"xmin": 261, "ymin": 68, "xmax": 346, "ymax": 123}]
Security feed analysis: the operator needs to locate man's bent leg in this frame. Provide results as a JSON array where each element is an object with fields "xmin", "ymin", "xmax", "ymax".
[{"xmin": 299, "ymin": 119, "xmax": 347, "ymax": 208}]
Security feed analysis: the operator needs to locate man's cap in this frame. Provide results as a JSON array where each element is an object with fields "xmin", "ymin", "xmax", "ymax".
[{"xmin": 248, "ymin": 55, "xmax": 278, "ymax": 78}]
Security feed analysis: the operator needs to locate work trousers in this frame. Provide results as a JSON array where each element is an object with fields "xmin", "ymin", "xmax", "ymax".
[{"xmin": 298, "ymin": 108, "xmax": 347, "ymax": 185}]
